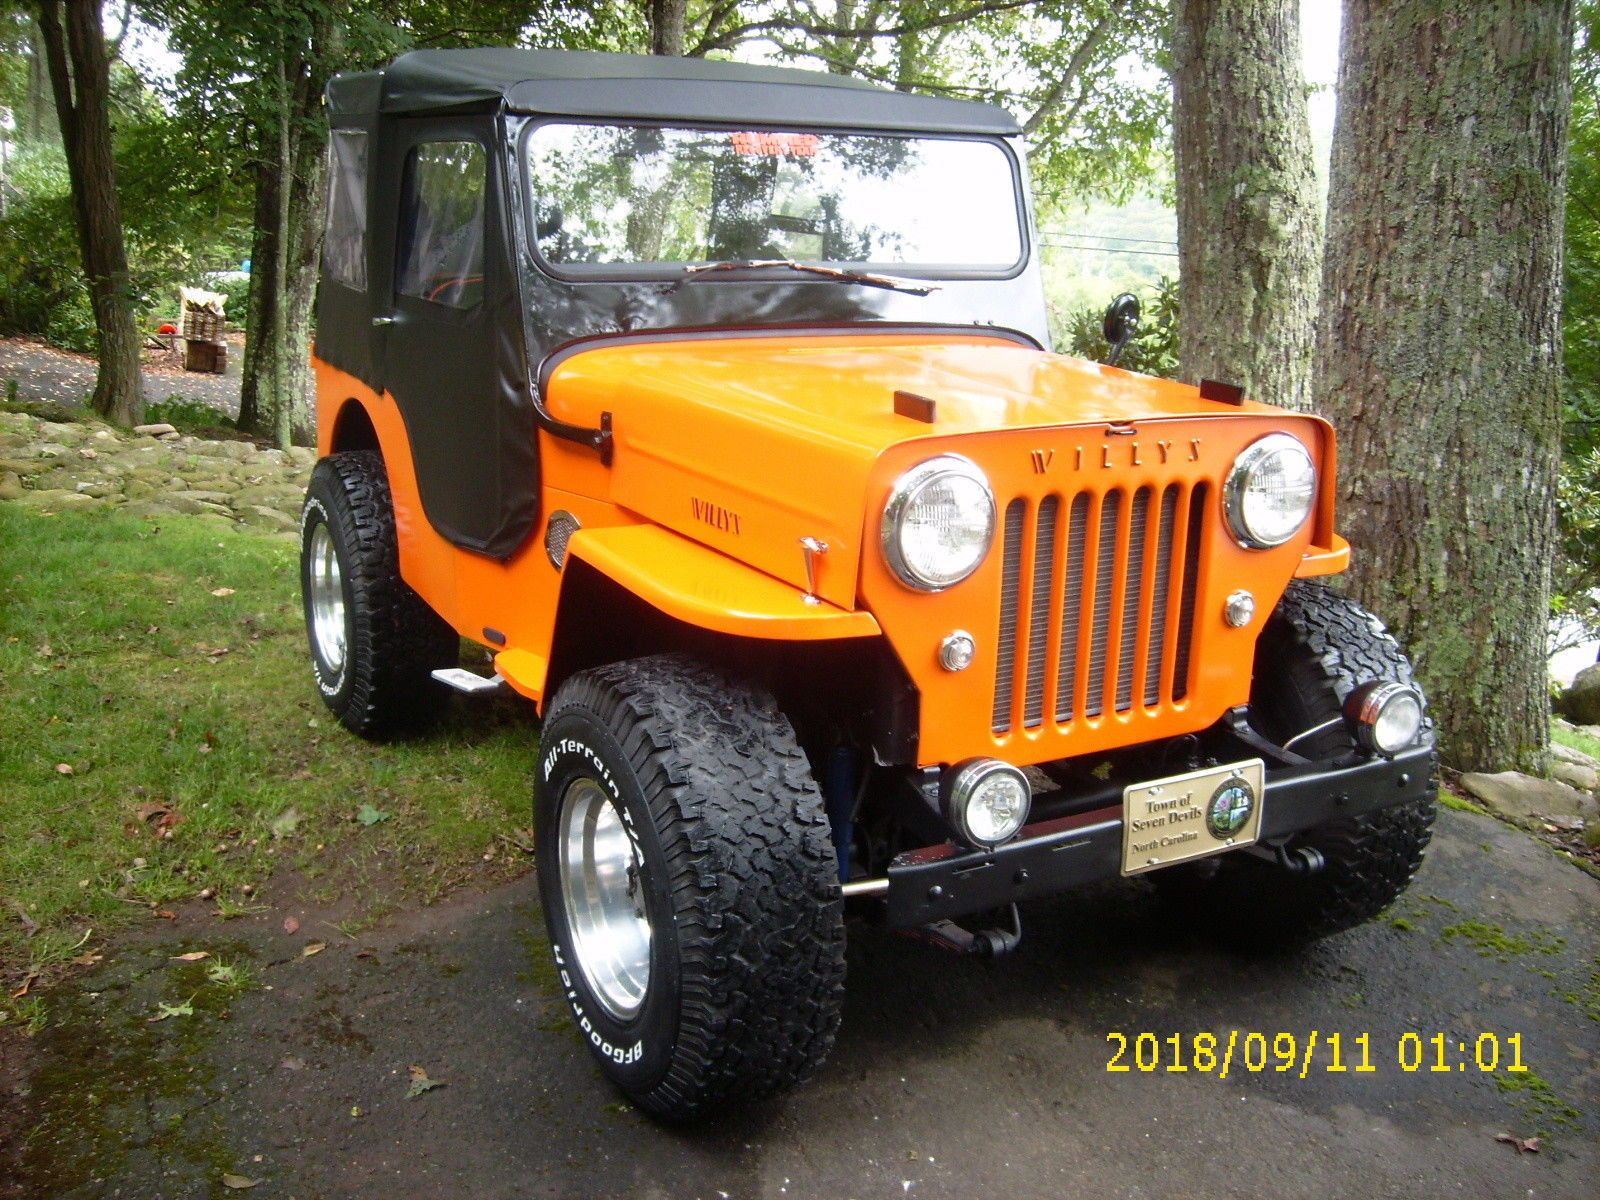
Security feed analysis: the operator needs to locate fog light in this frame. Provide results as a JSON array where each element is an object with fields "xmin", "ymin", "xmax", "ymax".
[
  {"xmin": 939, "ymin": 630, "xmax": 976, "ymax": 672},
  {"xmin": 943, "ymin": 759, "xmax": 1032, "ymax": 848},
  {"xmin": 1343, "ymin": 681, "xmax": 1424, "ymax": 755}
]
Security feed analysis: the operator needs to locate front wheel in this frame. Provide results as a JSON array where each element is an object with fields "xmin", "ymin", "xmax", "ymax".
[
  {"xmin": 535, "ymin": 655, "xmax": 846, "ymax": 1119},
  {"xmin": 1154, "ymin": 582, "xmax": 1437, "ymax": 948}
]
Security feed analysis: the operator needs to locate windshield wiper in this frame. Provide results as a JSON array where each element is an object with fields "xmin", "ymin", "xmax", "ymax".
[{"xmin": 672, "ymin": 258, "xmax": 939, "ymax": 296}]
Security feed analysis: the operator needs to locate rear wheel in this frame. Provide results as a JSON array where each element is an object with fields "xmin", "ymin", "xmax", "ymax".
[
  {"xmin": 299, "ymin": 451, "xmax": 458, "ymax": 737},
  {"xmin": 535, "ymin": 655, "xmax": 846, "ymax": 1119},
  {"xmin": 1155, "ymin": 582, "xmax": 1437, "ymax": 948}
]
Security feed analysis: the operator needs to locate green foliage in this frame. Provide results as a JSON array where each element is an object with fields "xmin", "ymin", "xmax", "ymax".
[{"xmin": 1060, "ymin": 274, "xmax": 1179, "ymax": 379}]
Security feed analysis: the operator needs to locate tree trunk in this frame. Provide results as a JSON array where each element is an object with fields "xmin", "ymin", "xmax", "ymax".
[
  {"xmin": 649, "ymin": 0, "xmax": 687, "ymax": 55},
  {"xmin": 237, "ymin": 26, "xmax": 330, "ymax": 448},
  {"xmin": 1316, "ymin": 1, "xmax": 1571, "ymax": 772},
  {"xmin": 35, "ymin": 0, "xmax": 144, "ymax": 425},
  {"xmin": 26, "ymin": 18, "xmax": 54, "ymax": 142},
  {"xmin": 1172, "ymin": 0, "xmax": 1322, "ymax": 410}
]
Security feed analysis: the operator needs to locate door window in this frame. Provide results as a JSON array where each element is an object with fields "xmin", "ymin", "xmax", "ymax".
[
  {"xmin": 322, "ymin": 129, "xmax": 368, "ymax": 290},
  {"xmin": 397, "ymin": 141, "xmax": 487, "ymax": 309}
]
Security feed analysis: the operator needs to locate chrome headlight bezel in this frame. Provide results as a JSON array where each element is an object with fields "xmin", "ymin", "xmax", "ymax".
[
  {"xmin": 880, "ymin": 454, "xmax": 997, "ymax": 591},
  {"xmin": 1223, "ymin": 433, "xmax": 1318, "ymax": 549}
]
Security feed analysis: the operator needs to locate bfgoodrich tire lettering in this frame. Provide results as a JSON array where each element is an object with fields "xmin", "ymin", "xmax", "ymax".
[
  {"xmin": 1155, "ymin": 581, "xmax": 1438, "ymax": 948},
  {"xmin": 535, "ymin": 655, "xmax": 846, "ymax": 1119},
  {"xmin": 299, "ymin": 451, "xmax": 458, "ymax": 737}
]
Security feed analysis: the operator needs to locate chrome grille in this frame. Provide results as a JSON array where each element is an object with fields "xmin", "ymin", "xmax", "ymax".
[{"xmin": 992, "ymin": 482, "xmax": 1209, "ymax": 735}]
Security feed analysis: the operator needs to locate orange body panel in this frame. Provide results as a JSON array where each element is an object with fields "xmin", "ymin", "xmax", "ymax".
[{"xmin": 316, "ymin": 333, "xmax": 1347, "ymax": 766}]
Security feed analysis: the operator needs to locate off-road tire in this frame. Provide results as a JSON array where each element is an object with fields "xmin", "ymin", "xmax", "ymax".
[
  {"xmin": 299, "ymin": 451, "xmax": 458, "ymax": 737},
  {"xmin": 1155, "ymin": 581, "xmax": 1437, "ymax": 949},
  {"xmin": 535, "ymin": 655, "xmax": 846, "ymax": 1119}
]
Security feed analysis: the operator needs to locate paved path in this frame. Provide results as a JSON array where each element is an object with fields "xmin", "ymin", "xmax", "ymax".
[
  {"xmin": 4, "ymin": 806, "xmax": 1596, "ymax": 1199},
  {"xmin": 0, "ymin": 337, "xmax": 243, "ymax": 418}
]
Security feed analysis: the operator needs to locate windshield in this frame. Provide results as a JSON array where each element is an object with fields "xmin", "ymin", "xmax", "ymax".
[{"xmin": 524, "ymin": 123, "xmax": 1024, "ymax": 273}]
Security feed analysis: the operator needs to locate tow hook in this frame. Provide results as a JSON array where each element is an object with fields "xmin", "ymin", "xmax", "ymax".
[
  {"xmin": 905, "ymin": 904, "xmax": 1022, "ymax": 958},
  {"xmin": 1243, "ymin": 841, "xmax": 1325, "ymax": 874}
]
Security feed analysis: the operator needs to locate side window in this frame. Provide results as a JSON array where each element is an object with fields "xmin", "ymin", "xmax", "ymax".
[
  {"xmin": 397, "ymin": 141, "xmax": 487, "ymax": 309},
  {"xmin": 323, "ymin": 130, "xmax": 368, "ymax": 290}
]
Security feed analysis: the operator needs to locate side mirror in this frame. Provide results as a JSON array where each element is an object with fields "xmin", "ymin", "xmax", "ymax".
[{"xmin": 1102, "ymin": 293, "xmax": 1141, "ymax": 367}]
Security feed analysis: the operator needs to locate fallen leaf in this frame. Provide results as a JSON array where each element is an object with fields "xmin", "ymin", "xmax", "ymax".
[
  {"xmin": 221, "ymin": 1174, "xmax": 258, "ymax": 1190},
  {"xmin": 355, "ymin": 949, "xmax": 377, "ymax": 960},
  {"xmin": 356, "ymin": 804, "xmax": 389, "ymax": 827},
  {"xmin": 148, "ymin": 998, "xmax": 195, "ymax": 1022},
  {"xmin": 282, "ymin": 916, "xmax": 300, "ymax": 935},
  {"xmin": 54, "ymin": 762, "xmax": 73, "ymax": 776},
  {"xmin": 269, "ymin": 807, "xmax": 303, "ymax": 839},
  {"xmin": 302, "ymin": 941, "xmax": 326, "ymax": 957},
  {"xmin": 1496, "ymin": 1133, "xmax": 1541, "ymax": 1154},
  {"xmin": 134, "ymin": 801, "xmax": 182, "ymax": 835},
  {"xmin": 71, "ymin": 950, "xmax": 103, "ymax": 967},
  {"xmin": 154, "ymin": 909, "xmax": 177, "ymax": 920},
  {"xmin": 10, "ymin": 972, "xmax": 39, "ymax": 999},
  {"xmin": 406, "ymin": 1065, "xmax": 445, "ymax": 1099},
  {"xmin": 170, "ymin": 951, "xmax": 211, "ymax": 962},
  {"xmin": 210, "ymin": 587, "xmax": 236, "ymax": 598}
]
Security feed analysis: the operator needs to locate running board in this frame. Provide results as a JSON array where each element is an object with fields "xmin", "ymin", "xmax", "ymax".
[{"xmin": 431, "ymin": 668, "xmax": 509, "ymax": 696}]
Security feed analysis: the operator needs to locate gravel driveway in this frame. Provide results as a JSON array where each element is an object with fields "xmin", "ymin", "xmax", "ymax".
[
  {"xmin": 4, "ymin": 805, "xmax": 1596, "ymax": 1200},
  {"xmin": 0, "ymin": 336, "xmax": 245, "ymax": 418}
]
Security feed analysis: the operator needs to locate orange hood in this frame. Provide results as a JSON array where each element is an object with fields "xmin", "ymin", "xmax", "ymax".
[{"xmin": 543, "ymin": 333, "xmax": 1320, "ymax": 608}]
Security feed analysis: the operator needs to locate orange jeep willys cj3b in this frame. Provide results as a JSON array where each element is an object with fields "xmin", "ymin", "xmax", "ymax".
[{"xmin": 302, "ymin": 47, "xmax": 1438, "ymax": 1118}]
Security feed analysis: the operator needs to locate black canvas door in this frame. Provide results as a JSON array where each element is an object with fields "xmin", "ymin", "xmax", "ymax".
[{"xmin": 377, "ymin": 117, "xmax": 537, "ymax": 558}]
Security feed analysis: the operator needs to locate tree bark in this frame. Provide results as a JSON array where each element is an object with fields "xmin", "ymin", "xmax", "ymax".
[
  {"xmin": 1317, "ymin": 1, "xmax": 1571, "ymax": 772},
  {"xmin": 236, "ymin": 22, "xmax": 329, "ymax": 448},
  {"xmin": 35, "ymin": 0, "xmax": 143, "ymax": 425},
  {"xmin": 1172, "ymin": 0, "xmax": 1322, "ymax": 410},
  {"xmin": 649, "ymin": 0, "xmax": 687, "ymax": 55},
  {"xmin": 26, "ymin": 17, "xmax": 54, "ymax": 142}
]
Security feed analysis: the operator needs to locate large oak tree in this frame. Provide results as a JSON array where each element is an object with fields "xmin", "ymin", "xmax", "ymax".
[
  {"xmin": 1171, "ymin": 0, "xmax": 1321, "ymax": 409},
  {"xmin": 1317, "ymin": 1, "xmax": 1572, "ymax": 771}
]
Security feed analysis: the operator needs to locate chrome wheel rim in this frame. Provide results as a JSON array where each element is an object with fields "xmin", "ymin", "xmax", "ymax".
[
  {"xmin": 558, "ymin": 777, "xmax": 652, "ymax": 1021},
  {"xmin": 307, "ymin": 523, "xmax": 347, "ymax": 674}
]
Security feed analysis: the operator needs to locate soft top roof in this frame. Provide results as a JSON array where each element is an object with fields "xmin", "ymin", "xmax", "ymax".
[{"xmin": 326, "ymin": 47, "xmax": 1020, "ymax": 136}]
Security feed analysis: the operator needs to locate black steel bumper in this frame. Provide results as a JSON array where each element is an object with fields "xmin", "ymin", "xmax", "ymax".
[{"xmin": 874, "ymin": 743, "xmax": 1438, "ymax": 929}]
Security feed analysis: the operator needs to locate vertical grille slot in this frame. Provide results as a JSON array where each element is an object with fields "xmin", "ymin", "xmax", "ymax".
[
  {"xmin": 1084, "ymin": 490, "xmax": 1121, "ymax": 719},
  {"xmin": 1172, "ymin": 482, "xmax": 1208, "ymax": 702},
  {"xmin": 1023, "ymin": 495, "xmax": 1058, "ymax": 728},
  {"xmin": 991, "ymin": 498, "xmax": 1026, "ymax": 734},
  {"xmin": 1054, "ymin": 493, "xmax": 1090, "ymax": 722},
  {"xmin": 1143, "ymin": 484, "xmax": 1179, "ymax": 706},
  {"xmin": 1114, "ymin": 487, "xmax": 1152, "ymax": 712}
]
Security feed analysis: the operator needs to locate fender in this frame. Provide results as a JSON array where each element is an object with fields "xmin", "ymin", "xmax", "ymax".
[{"xmin": 563, "ymin": 524, "xmax": 880, "ymax": 643}]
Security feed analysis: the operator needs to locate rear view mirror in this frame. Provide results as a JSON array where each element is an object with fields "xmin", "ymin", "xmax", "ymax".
[{"xmin": 1102, "ymin": 293, "xmax": 1141, "ymax": 367}]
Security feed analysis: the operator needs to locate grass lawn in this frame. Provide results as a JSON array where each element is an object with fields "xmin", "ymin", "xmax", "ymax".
[{"xmin": 0, "ymin": 504, "xmax": 540, "ymax": 1024}]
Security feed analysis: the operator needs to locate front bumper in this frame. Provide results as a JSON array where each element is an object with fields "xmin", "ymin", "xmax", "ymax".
[{"xmin": 870, "ymin": 742, "xmax": 1438, "ymax": 928}]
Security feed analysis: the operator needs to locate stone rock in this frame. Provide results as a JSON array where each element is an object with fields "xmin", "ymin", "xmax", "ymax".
[
  {"xmin": 1458, "ymin": 771, "xmax": 1599, "ymax": 821},
  {"xmin": 0, "ymin": 471, "xmax": 22, "ymax": 500},
  {"xmin": 0, "ymin": 457, "xmax": 41, "ymax": 476},
  {"xmin": 1558, "ymin": 663, "xmax": 1600, "ymax": 726},
  {"xmin": 1550, "ymin": 740, "xmax": 1600, "ymax": 770},
  {"xmin": 74, "ymin": 481, "xmax": 118, "ymax": 499},
  {"xmin": 285, "ymin": 446, "xmax": 317, "ymax": 468},
  {"xmin": 256, "ymin": 448, "xmax": 289, "ymax": 467},
  {"xmin": 12, "ymin": 488, "xmax": 100, "ymax": 510},
  {"xmin": 133, "ymin": 423, "xmax": 177, "ymax": 436},
  {"xmin": 37, "ymin": 420, "xmax": 86, "ymax": 444},
  {"xmin": 1550, "ymin": 759, "xmax": 1598, "ymax": 792},
  {"xmin": 35, "ymin": 443, "xmax": 72, "ymax": 459},
  {"xmin": 237, "ymin": 504, "xmax": 298, "ymax": 531}
]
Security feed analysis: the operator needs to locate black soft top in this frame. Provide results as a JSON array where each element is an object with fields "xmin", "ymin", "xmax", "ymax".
[{"xmin": 325, "ymin": 47, "xmax": 1020, "ymax": 135}]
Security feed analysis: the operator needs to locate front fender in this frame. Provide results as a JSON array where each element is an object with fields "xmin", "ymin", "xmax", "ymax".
[{"xmin": 562, "ymin": 523, "xmax": 881, "ymax": 642}]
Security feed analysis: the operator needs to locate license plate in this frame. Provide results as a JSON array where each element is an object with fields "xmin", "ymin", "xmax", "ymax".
[{"xmin": 1121, "ymin": 759, "xmax": 1266, "ymax": 876}]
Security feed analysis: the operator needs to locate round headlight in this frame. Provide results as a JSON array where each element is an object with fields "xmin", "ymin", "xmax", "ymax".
[
  {"xmin": 1343, "ymin": 680, "xmax": 1425, "ymax": 755},
  {"xmin": 881, "ymin": 455, "xmax": 996, "ymax": 590},
  {"xmin": 943, "ymin": 759, "xmax": 1032, "ymax": 848},
  {"xmin": 1224, "ymin": 434, "xmax": 1317, "ymax": 548}
]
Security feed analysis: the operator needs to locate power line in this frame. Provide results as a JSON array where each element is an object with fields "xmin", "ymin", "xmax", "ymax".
[
  {"xmin": 1039, "ymin": 229, "xmax": 1178, "ymax": 248},
  {"xmin": 1041, "ymin": 240, "xmax": 1180, "ymax": 259}
]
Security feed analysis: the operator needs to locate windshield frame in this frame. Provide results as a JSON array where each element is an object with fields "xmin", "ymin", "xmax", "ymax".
[{"xmin": 516, "ymin": 116, "xmax": 1033, "ymax": 285}]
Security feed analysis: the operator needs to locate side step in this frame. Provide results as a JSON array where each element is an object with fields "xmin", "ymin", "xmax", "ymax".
[{"xmin": 431, "ymin": 667, "xmax": 509, "ymax": 696}]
